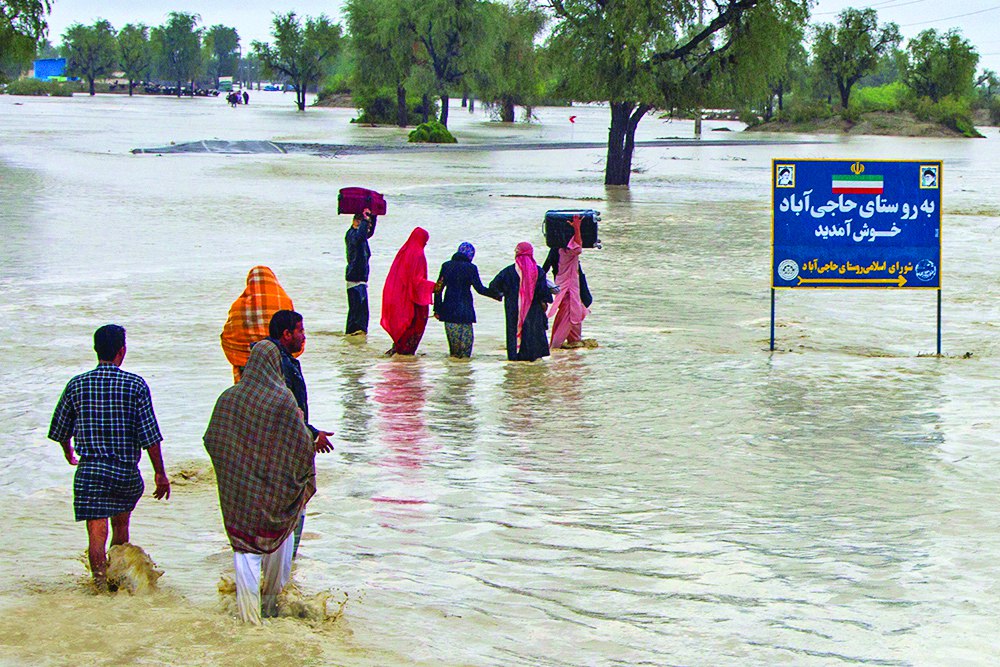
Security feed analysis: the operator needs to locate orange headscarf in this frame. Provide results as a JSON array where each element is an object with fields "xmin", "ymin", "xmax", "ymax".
[{"xmin": 221, "ymin": 266, "xmax": 298, "ymax": 382}]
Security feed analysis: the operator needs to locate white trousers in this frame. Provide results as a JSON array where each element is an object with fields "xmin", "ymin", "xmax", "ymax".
[{"xmin": 233, "ymin": 533, "xmax": 295, "ymax": 624}]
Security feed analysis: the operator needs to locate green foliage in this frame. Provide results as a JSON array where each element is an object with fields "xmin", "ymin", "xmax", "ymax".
[
  {"xmin": 4, "ymin": 77, "xmax": 72, "ymax": 95},
  {"xmin": 351, "ymin": 87, "xmax": 430, "ymax": 124},
  {"xmin": 851, "ymin": 81, "xmax": 907, "ymax": 112},
  {"xmin": 904, "ymin": 29, "xmax": 978, "ymax": 103},
  {"xmin": 910, "ymin": 95, "xmax": 982, "ymax": 137},
  {"xmin": 407, "ymin": 120, "xmax": 456, "ymax": 143},
  {"xmin": 989, "ymin": 98, "xmax": 1000, "ymax": 126},
  {"xmin": 0, "ymin": 0, "xmax": 51, "ymax": 73},
  {"xmin": 812, "ymin": 8, "xmax": 901, "ymax": 108},
  {"xmin": 63, "ymin": 19, "xmax": 118, "ymax": 95},
  {"xmin": 203, "ymin": 24, "xmax": 240, "ymax": 84},
  {"xmin": 152, "ymin": 12, "xmax": 203, "ymax": 90},
  {"xmin": 780, "ymin": 98, "xmax": 834, "ymax": 123},
  {"xmin": 117, "ymin": 23, "xmax": 152, "ymax": 92},
  {"xmin": 253, "ymin": 12, "xmax": 341, "ymax": 111},
  {"xmin": 470, "ymin": 1, "xmax": 546, "ymax": 122},
  {"xmin": 34, "ymin": 36, "xmax": 58, "ymax": 58}
]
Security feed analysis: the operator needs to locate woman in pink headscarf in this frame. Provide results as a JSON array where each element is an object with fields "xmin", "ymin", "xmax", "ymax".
[
  {"xmin": 488, "ymin": 242, "xmax": 553, "ymax": 361},
  {"xmin": 543, "ymin": 215, "xmax": 589, "ymax": 349},
  {"xmin": 381, "ymin": 227, "xmax": 437, "ymax": 355}
]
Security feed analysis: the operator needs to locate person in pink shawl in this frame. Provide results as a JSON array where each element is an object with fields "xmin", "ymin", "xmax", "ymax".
[
  {"xmin": 488, "ymin": 242, "xmax": 553, "ymax": 361},
  {"xmin": 381, "ymin": 227, "xmax": 437, "ymax": 355},
  {"xmin": 544, "ymin": 215, "xmax": 590, "ymax": 349}
]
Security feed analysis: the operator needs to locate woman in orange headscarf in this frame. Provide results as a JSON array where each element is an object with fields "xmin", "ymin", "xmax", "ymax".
[
  {"xmin": 381, "ymin": 227, "xmax": 436, "ymax": 356},
  {"xmin": 221, "ymin": 266, "xmax": 297, "ymax": 382}
]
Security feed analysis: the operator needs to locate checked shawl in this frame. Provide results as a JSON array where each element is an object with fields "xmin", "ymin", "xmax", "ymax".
[
  {"xmin": 220, "ymin": 266, "xmax": 297, "ymax": 382},
  {"xmin": 204, "ymin": 339, "xmax": 316, "ymax": 554}
]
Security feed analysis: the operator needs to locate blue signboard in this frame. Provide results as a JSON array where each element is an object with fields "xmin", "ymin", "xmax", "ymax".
[{"xmin": 772, "ymin": 159, "xmax": 941, "ymax": 289}]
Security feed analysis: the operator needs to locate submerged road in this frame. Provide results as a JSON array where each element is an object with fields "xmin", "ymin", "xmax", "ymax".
[{"xmin": 131, "ymin": 137, "xmax": 828, "ymax": 156}]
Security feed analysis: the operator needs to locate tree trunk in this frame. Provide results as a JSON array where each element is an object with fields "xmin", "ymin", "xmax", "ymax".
[
  {"xmin": 777, "ymin": 83, "xmax": 785, "ymax": 113},
  {"xmin": 421, "ymin": 94, "xmax": 430, "ymax": 124},
  {"xmin": 461, "ymin": 91, "xmax": 467, "ymax": 107},
  {"xmin": 604, "ymin": 102, "xmax": 650, "ymax": 187},
  {"xmin": 468, "ymin": 97, "xmax": 474, "ymax": 113},
  {"xmin": 439, "ymin": 94, "xmax": 450, "ymax": 127},
  {"xmin": 128, "ymin": 80, "xmax": 134, "ymax": 96},
  {"xmin": 396, "ymin": 85, "xmax": 408, "ymax": 127},
  {"xmin": 501, "ymin": 100, "xmax": 515, "ymax": 123},
  {"xmin": 296, "ymin": 83, "xmax": 306, "ymax": 111},
  {"xmin": 190, "ymin": 79, "xmax": 195, "ymax": 97},
  {"xmin": 176, "ymin": 79, "xmax": 182, "ymax": 98},
  {"xmin": 88, "ymin": 76, "xmax": 95, "ymax": 96},
  {"xmin": 838, "ymin": 81, "xmax": 850, "ymax": 110}
]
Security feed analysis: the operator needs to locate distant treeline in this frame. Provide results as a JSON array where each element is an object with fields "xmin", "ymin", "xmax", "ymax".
[{"xmin": 3, "ymin": 1, "xmax": 998, "ymax": 185}]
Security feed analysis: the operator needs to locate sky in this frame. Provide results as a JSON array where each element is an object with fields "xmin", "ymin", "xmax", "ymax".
[{"xmin": 43, "ymin": 0, "xmax": 1000, "ymax": 73}]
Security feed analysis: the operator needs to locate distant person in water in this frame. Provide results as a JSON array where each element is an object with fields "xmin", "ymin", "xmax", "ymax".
[
  {"xmin": 48, "ymin": 324, "xmax": 171, "ymax": 591},
  {"xmin": 221, "ymin": 266, "xmax": 297, "ymax": 383},
  {"xmin": 543, "ymin": 215, "xmax": 591, "ymax": 349},
  {"xmin": 489, "ymin": 242, "xmax": 552, "ymax": 361},
  {"xmin": 381, "ymin": 227, "xmax": 436, "ymax": 356},
  {"xmin": 433, "ymin": 241, "xmax": 499, "ymax": 358},
  {"xmin": 345, "ymin": 208, "xmax": 377, "ymax": 335},
  {"xmin": 204, "ymin": 340, "xmax": 318, "ymax": 624},
  {"xmin": 242, "ymin": 90, "xmax": 249, "ymax": 105}
]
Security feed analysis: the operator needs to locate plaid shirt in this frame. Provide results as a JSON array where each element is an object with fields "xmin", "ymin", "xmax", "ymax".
[{"xmin": 48, "ymin": 364, "xmax": 162, "ymax": 468}]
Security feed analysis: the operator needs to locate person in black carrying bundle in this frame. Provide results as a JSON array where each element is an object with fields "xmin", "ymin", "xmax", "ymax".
[
  {"xmin": 433, "ymin": 241, "xmax": 499, "ymax": 358},
  {"xmin": 345, "ymin": 207, "xmax": 377, "ymax": 335}
]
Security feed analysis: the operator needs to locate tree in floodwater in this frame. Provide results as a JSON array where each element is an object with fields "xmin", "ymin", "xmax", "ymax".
[
  {"xmin": 812, "ymin": 8, "xmax": 900, "ymax": 110},
  {"xmin": 904, "ymin": 29, "xmax": 979, "ymax": 104},
  {"xmin": 549, "ymin": 0, "xmax": 809, "ymax": 186},
  {"xmin": 0, "ymin": 0, "xmax": 50, "ymax": 79},
  {"xmin": 345, "ymin": 0, "xmax": 419, "ymax": 127},
  {"xmin": 473, "ymin": 1, "xmax": 546, "ymax": 123},
  {"xmin": 204, "ymin": 24, "xmax": 240, "ymax": 88},
  {"xmin": 253, "ymin": 12, "xmax": 341, "ymax": 111},
  {"xmin": 410, "ymin": 0, "xmax": 492, "ymax": 127},
  {"xmin": 63, "ymin": 20, "xmax": 118, "ymax": 96},
  {"xmin": 117, "ymin": 23, "xmax": 152, "ymax": 96},
  {"xmin": 152, "ymin": 12, "xmax": 203, "ymax": 97}
]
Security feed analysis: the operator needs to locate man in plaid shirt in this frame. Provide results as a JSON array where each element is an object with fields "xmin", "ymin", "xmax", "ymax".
[{"xmin": 48, "ymin": 324, "xmax": 171, "ymax": 590}]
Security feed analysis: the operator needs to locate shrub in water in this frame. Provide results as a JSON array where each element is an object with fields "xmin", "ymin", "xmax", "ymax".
[
  {"xmin": 408, "ymin": 120, "xmax": 457, "ymax": 143},
  {"xmin": 5, "ymin": 78, "xmax": 74, "ymax": 97}
]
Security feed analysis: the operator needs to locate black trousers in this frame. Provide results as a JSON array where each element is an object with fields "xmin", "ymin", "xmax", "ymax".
[{"xmin": 346, "ymin": 283, "xmax": 369, "ymax": 333}]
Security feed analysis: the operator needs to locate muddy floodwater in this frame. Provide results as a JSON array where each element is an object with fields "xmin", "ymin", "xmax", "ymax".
[{"xmin": 1, "ymin": 91, "xmax": 999, "ymax": 666}]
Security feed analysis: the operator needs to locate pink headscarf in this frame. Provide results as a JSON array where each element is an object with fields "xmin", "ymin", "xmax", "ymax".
[
  {"xmin": 381, "ymin": 227, "xmax": 436, "ymax": 341},
  {"xmin": 514, "ymin": 242, "xmax": 537, "ymax": 339}
]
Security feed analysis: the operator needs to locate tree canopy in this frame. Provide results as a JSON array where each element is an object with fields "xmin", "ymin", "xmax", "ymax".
[
  {"xmin": 904, "ymin": 29, "xmax": 979, "ymax": 103},
  {"xmin": 152, "ymin": 12, "xmax": 202, "ymax": 96},
  {"xmin": 118, "ymin": 23, "xmax": 151, "ymax": 95},
  {"xmin": 0, "ymin": 0, "xmax": 50, "ymax": 70},
  {"xmin": 63, "ymin": 19, "xmax": 117, "ymax": 96},
  {"xmin": 204, "ymin": 24, "xmax": 239, "ymax": 86},
  {"xmin": 549, "ymin": 0, "xmax": 809, "ymax": 185},
  {"xmin": 253, "ymin": 12, "xmax": 341, "ymax": 111},
  {"xmin": 812, "ymin": 8, "xmax": 901, "ymax": 109}
]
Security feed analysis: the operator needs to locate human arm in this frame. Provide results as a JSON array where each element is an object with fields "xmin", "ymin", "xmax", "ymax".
[
  {"xmin": 313, "ymin": 430, "xmax": 335, "ymax": 454},
  {"xmin": 433, "ymin": 267, "xmax": 446, "ymax": 318},
  {"xmin": 364, "ymin": 209, "xmax": 377, "ymax": 239},
  {"xmin": 570, "ymin": 214, "xmax": 583, "ymax": 247},
  {"xmin": 59, "ymin": 440, "xmax": 78, "ymax": 466},
  {"xmin": 488, "ymin": 271, "xmax": 505, "ymax": 301},
  {"xmin": 472, "ymin": 265, "xmax": 501, "ymax": 300},
  {"xmin": 145, "ymin": 442, "xmax": 170, "ymax": 500}
]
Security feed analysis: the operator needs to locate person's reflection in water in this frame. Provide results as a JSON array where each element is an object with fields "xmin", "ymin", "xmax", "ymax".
[
  {"xmin": 371, "ymin": 360, "xmax": 433, "ymax": 529},
  {"xmin": 499, "ymin": 361, "xmax": 553, "ymax": 438},
  {"xmin": 427, "ymin": 362, "xmax": 478, "ymax": 453},
  {"xmin": 338, "ymin": 361, "xmax": 374, "ymax": 452}
]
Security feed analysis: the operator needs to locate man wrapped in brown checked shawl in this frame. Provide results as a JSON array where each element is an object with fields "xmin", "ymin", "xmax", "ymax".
[{"xmin": 204, "ymin": 339, "xmax": 317, "ymax": 623}]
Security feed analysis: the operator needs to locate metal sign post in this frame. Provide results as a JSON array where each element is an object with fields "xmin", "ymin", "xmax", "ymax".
[{"xmin": 770, "ymin": 159, "xmax": 943, "ymax": 353}]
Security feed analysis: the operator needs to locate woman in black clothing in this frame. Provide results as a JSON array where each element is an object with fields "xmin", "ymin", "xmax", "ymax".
[
  {"xmin": 433, "ymin": 242, "xmax": 498, "ymax": 358},
  {"xmin": 488, "ymin": 242, "xmax": 552, "ymax": 362}
]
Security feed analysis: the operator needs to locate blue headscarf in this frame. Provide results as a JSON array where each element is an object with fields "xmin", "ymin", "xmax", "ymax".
[{"xmin": 457, "ymin": 242, "xmax": 475, "ymax": 261}]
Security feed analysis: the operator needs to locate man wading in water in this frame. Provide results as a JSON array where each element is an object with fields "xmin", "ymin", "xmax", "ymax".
[{"xmin": 48, "ymin": 324, "xmax": 171, "ymax": 590}]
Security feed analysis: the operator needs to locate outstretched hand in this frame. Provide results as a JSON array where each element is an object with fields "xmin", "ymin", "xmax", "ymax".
[
  {"xmin": 153, "ymin": 473, "xmax": 171, "ymax": 500},
  {"xmin": 315, "ymin": 431, "xmax": 335, "ymax": 454}
]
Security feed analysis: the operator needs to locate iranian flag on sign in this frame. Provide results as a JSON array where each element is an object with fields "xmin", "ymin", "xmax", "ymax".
[{"xmin": 832, "ymin": 174, "xmax": 884, "ymax": 194}]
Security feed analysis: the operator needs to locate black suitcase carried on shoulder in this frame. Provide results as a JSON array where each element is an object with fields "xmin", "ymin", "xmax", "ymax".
[{"xmin": 543, "ymin": 209, "xmax": 601, "ymax": 249}]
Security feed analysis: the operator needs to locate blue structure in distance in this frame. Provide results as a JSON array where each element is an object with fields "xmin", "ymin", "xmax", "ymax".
[
  {"xmin": 33, "ymin": 58, "xmax": 67, "ymax": 81},
  {"xmin": 772, "ymin": 159, "xmax": 942, "ymax": 290}
]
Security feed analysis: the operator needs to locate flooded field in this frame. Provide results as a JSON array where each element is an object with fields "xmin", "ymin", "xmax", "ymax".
[{"xmin": 1, "ymin": 90, "xmax": 999, "ymax": 666}]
